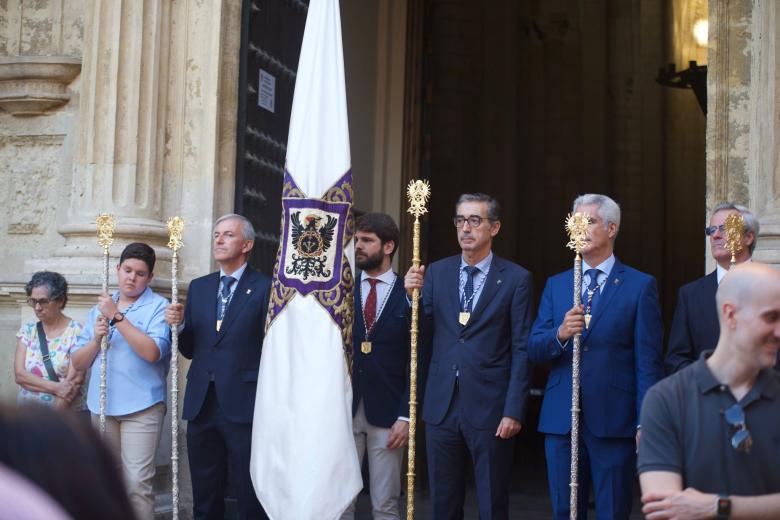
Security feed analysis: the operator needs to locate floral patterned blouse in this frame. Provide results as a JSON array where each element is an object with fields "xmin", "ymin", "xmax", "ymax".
[{"xmin": 16, "ymin": 319, "xmax": 87, "ymax": 409}]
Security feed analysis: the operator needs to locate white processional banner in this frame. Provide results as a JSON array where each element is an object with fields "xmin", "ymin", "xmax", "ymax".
[{"xmin": 249, "ymin": 0, "xmax": 362, "ymax": 519}]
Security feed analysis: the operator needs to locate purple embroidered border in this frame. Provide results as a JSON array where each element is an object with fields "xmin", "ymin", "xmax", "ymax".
[{"xmin": 266, "ymin": 170, "xmax": 354, "ymax": 341}]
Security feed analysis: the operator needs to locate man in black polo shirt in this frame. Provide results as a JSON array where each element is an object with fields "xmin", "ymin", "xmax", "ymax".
[{"xmin": 638, "ymin": 262, "xmax": 780, "ymax": 519}]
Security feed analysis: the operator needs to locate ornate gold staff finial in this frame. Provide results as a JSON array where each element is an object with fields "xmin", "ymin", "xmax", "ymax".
[
  {"xmin": 96, "ymin": 213, "xmax": 117, "ymax": 252},
  {"xmin": 563, "ymin": 211, "xmax": 591, "ymax": 520},
  {"xmin": 95, "ymin": 213, "xmax": 116, "ymax": 436},
  {"xmin": 565, "ymin": 212, "xmax": 591, "ymax": 254},
  {"xmin": 167, "ymin": 216, "xmax": 185, "ymax": 252},
  {"xmin": 407, "ymin": 179, "xmax": 431, "ymax": 218},
  {"xmin": 405, "ymin": 179, "xmax": 430, "ymax": 520},
  {"xmin": 166, "ymin": 216, "xmax": 185, "ymax": 520},
  {"xmin": 724, "ymin": 213, "xmax": 745, "ymax": 266}
]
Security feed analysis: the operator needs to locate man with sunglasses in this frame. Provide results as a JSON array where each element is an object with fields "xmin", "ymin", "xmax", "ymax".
[
  {"xmin": 639, "ymin": 262, "xmax": 780, "ymax": 520},
  {"xmin": 404, "ymin": 193, "xmax": 534, "ymax": 520},
  {"xmin": 665, "ymin": 203, "xmax": 759, "ymax": 374}
]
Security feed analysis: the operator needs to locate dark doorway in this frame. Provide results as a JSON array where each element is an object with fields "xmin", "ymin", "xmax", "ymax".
[
  {"xmin": 407, "ymin": 0, "xmax": 706, "ymax": 514},
  {"xmin": 234, "ymin": 0, "xmax": 309, "ymax": 276}
]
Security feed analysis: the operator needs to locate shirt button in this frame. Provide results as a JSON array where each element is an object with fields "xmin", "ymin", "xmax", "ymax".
[{"xmin": 719, "ymin": 385, "xmax": 727, "ymax": 392}]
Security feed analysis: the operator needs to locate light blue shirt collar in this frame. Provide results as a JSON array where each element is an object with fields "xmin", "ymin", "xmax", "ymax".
[
  {"xmin": 460, "ymin": 251, "xmax": 493, "ymax": 273},
  {"xmin": 582, "ymin": 254, "xmax": 615, "ymax": 278},
  {"xmin": 220, "ymin": 262, "xmax": 248, "ymax": 283}
]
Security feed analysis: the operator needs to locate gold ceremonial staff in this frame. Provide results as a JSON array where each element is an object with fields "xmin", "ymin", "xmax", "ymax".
[
  {"xmin": 724, "ymin": 213, "xmax": 745, "ymax": 267},
  {"xmin": 406, "ymin": 179, "xmax": 430, "ymax": 520},
  {"xmin": 167, "ymin": 217, "xmax": 184, "ymax": 520},
  {"xmin": 95, "ymin": 213, "xmax": 117, "ymax": 435},
  {"xmin": 564, "ymin": 212, "xmax": 591, "ymax": 520}
]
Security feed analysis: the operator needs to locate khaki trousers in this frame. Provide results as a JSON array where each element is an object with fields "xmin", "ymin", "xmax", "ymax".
[
  {"xmin": 93, "ymin": 402, "xmax": 166, "ymax": 520},
  {"xmin": 341, "ymin": 400, "xmax": 404, "ymax": 520}
]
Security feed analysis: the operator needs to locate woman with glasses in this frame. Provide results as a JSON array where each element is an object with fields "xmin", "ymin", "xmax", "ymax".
[{"xmin": 14, "ymin": 271, "xmax": 87, "ymax": 411}]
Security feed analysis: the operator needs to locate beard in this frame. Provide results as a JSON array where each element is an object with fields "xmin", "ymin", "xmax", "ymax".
[{"xmin": 356, "ymin": 248, "xmax": 384, "ymax": 272}]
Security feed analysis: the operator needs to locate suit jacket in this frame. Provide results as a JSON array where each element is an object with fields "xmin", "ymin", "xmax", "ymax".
[
  {"xmin": 179, "ymin": 267, "xmax": 272, "ymax": 423},
  {"xmin": 419, "ymin": 254, "xmax": 534, "ymax": 430},
  {"xmin": 352, "ymin": 273, "xmax": 411, "ymax": 428},
  {"xmin": 529, "ymin": 258, "xmax": 664, "ymax": 439},
  {"xmin": 665, "ymin": 271, "xmax": 719, "ymax": 374}
]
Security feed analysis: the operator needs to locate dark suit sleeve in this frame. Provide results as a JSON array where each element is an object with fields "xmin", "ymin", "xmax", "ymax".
[
  {"xmin": 503, "ymin": 271, "xmax": 534, "ymax": 421},
  {"xmin": 178, "ymin": 280, "xmax": 196, "ymax": 360},
  {"xmin": 634, "ymin": 277, "xmax": 665, "ymax": 424},
  {"xmin": 528, "ymin": 278, "xmax": 566, "ymax": 364},
  {"xmin": 665, "ymin": 287, "xmax": 694, "ymax": 375}
]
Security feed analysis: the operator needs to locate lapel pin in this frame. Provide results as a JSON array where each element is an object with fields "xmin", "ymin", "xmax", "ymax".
[
  {"xmin": 497, "ymin": 279, "xmax": 502, "ymax": 285},
  {"xmin": 246, "ymin": 289, "xmax": 252, "ymax": 294},
  {"xmin": 613, "ymin": 278, "xmax": 620, "ymax": 284}
]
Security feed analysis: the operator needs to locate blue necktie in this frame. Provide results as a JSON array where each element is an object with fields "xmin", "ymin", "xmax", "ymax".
[
  {"xmin": 217, "ymin": 275, "xmax": 236, "ymax": 317},
  {"xmin": 462, "ymin": 266, "xmax": 478, "ymax": 312},
  {"xmin": 585, "ymin": 268, "xmax": 602, "ymax": 314}
]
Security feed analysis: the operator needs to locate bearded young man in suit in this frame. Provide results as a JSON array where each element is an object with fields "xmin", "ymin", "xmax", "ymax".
[
  {"xmin": 342, "ymin": 212, "xmax": 411, "ymax": 520},
  {"xmin": 665, "ymin": 203, "xmax": 759, "ymax": 374},
  {"xmin": 405, "ymin": 193, "xmax": 534, "ymax": 520},
  {"xmin": 529, "ymin": 193, "xmax": 664, "ymax": 520},
  {"xmin": 165, "ymin": 214, "xmax": 271, "ymax": 520}
]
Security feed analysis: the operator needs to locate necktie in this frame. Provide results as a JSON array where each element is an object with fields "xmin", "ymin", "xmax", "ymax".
[
  {"xmin": 218, "ymin": 275, "xmax": 236, "ymax": 315},
  {"xmin": 585, "ymin": 268, "xmax": 602, "ymax": 314},
  {"xmin": 364, "ymin": 278, "xmax": 379, "ymax": 332},
  {"xmin": 462, "ymin": 266, "xmax": 478, "ymax": 312}
]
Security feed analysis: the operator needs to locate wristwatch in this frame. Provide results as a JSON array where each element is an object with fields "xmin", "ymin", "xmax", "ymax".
[
  {"xmin": 109, "ymin": 312, "xmax": 125, "ymax": 326},
  {"xmin": 716, "ymin": 494, "xmax": 731, "ymax": 519}
]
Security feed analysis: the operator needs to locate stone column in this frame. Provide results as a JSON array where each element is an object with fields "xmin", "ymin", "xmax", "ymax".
[
  {"xmin": 42, "ymin": 0, "xmax": 172, "ymax": 280},
  {"xmin": 707, "ymin": 0, "xmax": 780, "ymax": 265}
]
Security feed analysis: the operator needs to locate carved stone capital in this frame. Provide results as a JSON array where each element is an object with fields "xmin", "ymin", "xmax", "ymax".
[{"xmin": 0, "ymin": 56, "xmax": 81, "ymax": 116}]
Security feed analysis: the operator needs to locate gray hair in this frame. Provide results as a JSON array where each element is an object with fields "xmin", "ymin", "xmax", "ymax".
[
  {"xmin": 711, "ymin": 203, "xmax": 760, "ymax": 255},
  {"xmin": 214, "ymin": 213, "xmax": 256, "ymax": 241},
  {"xmin": 572, "ymin": 193, "xmax": 621, "ymax": 232},
  {"xmin": 25, "ymin": 271, "xmax": 69, "ymax": 308},
  {"xmin": 456, "ymin": 193, "xmax": 501, "ymax": 221}
]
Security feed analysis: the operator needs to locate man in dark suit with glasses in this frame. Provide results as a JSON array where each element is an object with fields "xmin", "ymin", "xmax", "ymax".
[
  {"xmin": 665, "ymin": 203, "xmax": 759, "ymax": 374},
  {"xmin": 639, "ymin": 262, "xmax": 780, "ymax": 519}
]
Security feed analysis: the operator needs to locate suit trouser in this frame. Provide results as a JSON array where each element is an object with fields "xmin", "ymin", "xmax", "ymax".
[
  {"xmin": 94, "ymin": 402, "xmax": 166, "ymax": 520},
  {"xmin": 187, "ymin": 383, "xmax": 267, "ymax": 520},
  {"xmin": 425, "ymin": 384, "xmax": 514, "ymax": 520},
  {"xmin": 544, "ymin": 420, "xmax": 635, "ymax": 520},
  {"xmin": 341, "ymin": 400, "xmax": 404, "ymax": 520}
]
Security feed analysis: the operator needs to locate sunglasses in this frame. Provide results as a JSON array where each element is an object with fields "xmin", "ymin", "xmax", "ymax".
[{"xmin": 724, "ymin": 403, "xmax": 753, "ymax": 453}]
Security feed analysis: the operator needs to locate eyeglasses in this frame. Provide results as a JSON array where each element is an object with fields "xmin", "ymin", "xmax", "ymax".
[
  {"xmin": 705, "ymin": 224, "xmax": 727, "ymax": 236},
  {"xmin": 27, "ymin": 298, "xmax": 52, "ymax": 307},
  {"xmin": 454, "ymin": 215, "xmax": 491, "ymax": 228},
  {"xmin": 724, "ymin": 403, "xmax": 753, "ymax": 453}
]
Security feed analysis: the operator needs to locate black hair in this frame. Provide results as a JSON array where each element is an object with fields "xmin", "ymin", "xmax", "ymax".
[
  {"xmin": 25, "ymin": 271, "xmax": 69, "ymax": 308},
  {"xmin": 119, "ymin": 242, "xmax": 156, "ymax": 273},
  {"xmin": 0, "ymin": 404, "xmax": 137, "ymax": 520},
  {"xmin": 355, "ymin": 213, "xmax": 400, "ymax": 258}
]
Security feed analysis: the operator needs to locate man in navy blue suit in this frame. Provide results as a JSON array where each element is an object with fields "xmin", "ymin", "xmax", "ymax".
[
  {"xmin": 165, "ymin": 214, "xmax": 271, "ymax": 520},
  {"xmin": 529, "ymin": 193, "xmax": 664, "ymax": 520},
  {"xmin": 665, "ymin": 203, "xmax": 759, "ymax": 374},
  {"xmin": 342, "ymin": 213, "xmax": 411, "ymax": 520},
  {"xmin": 405, "ymin": 193, "xmax": 534, "ymax": 520}
]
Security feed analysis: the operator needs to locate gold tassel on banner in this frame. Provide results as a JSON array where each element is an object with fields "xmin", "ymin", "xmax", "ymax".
[
  {"xmin": 724, "ymin": 213, "xmax": 745, "ymax": 267},
  {"xmin": 166, "ymin": 217, "xmax": 184, "ymax": 520},
  {"xmin": 95, "ymin": 213, "xmax": 116, "ymax": 435},
  {"xmin": 564, "ymin": 212, "xmax": 591, "ymax": 520},
  {"xmin": 405, "ymin": 179, "xmax": 430, "ymax": 520}
]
